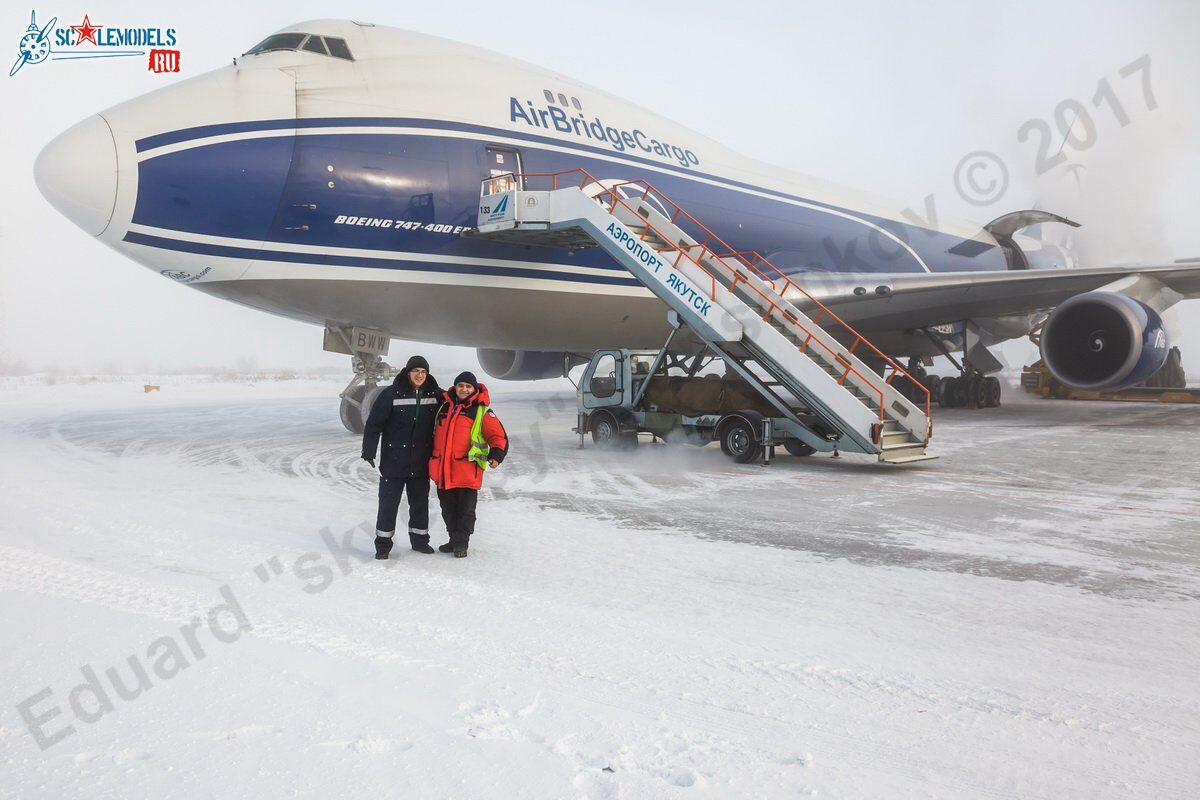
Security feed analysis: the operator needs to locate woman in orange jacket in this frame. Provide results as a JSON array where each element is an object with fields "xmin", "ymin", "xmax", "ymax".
[{"xmin": 429, "ymin": 371, "xmax": 508, "ymax": 557}]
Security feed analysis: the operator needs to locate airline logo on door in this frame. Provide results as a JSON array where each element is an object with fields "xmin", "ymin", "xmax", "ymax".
[{"xmin": 479, "ymin": 193, "xmax": 514, "ymax": 225}]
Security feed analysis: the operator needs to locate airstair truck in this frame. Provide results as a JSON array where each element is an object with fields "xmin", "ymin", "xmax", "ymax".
[{"xmin": 470, "ymin": 169, "xmax": 937, "ymax": 465}]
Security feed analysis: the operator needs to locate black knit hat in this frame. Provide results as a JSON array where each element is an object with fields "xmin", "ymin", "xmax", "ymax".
[
  {"xmin": 405, "ymin": 355, "xmax": 429, "ymax": 371},
  {"xmin": 452, "ymin": 371, "xmax": 478, "ymax": 391}
]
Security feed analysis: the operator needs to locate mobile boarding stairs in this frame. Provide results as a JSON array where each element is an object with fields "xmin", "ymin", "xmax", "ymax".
[{"xmin": 471, "ymin": 170, "xmax": 935, "ymax": 464}]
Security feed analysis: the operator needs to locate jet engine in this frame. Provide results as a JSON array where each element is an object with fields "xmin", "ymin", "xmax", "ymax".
[
  {"xmin": 1040, "ymin": 292, "xmax": 1170, "ymax": 391},
  {"xmin": 477, "ymin": 349, "xmax": 584, "ymax": 381}
]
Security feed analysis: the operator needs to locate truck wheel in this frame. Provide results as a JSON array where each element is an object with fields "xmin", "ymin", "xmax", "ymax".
[
  {"xmin": 590, "ymin": 410, "xmax": 637, "ymax": 450},
  {"xmin": 783, "ymin": 440, "xmax": 816, "ymax": 457},
  {"xmin": 719, "ymin": 418, "xmax": 761, "ymax": 464}
]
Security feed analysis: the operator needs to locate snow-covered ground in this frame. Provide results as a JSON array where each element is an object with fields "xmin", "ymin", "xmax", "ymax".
[{"xmin": 2, "ymin": 378, "xmax": 1198, "ymax": 798}]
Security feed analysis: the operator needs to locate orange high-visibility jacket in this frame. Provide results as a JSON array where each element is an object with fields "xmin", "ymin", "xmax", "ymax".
[{"xmin": 429, "ymin": 383, "xmax": 508, "ymax": 490}]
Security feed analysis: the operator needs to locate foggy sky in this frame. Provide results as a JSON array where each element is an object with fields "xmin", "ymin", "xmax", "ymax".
[{"xmin": 2, "ymin": 0, "xmax": 1198, "ymax": 377}]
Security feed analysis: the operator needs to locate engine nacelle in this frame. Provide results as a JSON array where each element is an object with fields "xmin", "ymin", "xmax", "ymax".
[
  {"xmin": 477, "ymin": 349, "xmax": 581, "ymax": 381},
  {"xmin": 1040, "ymin": 292, "xmax": 1170, "ymax": 391}
]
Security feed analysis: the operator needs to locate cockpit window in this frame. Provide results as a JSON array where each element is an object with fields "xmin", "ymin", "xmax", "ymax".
[
  {"xmin": 324, "ymin": 37, "xmax": 353, "ymax": 60},
  {"xmin": 246, "ymin": 33, "xmax": 306, "ymax": 55},
  {"xmin": 301, "ymin": 35, "xmax": 328, "ymax": 55},
  {"xmin": 245, "ymin": 33, "xmax": 354, "ymax": 61}
]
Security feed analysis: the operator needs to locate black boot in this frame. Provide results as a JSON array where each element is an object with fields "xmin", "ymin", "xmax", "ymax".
[
  {"xmin": 374, "ymin": 535, "xmax": 394, "ymax": 560},
  {"xmin": 409, "ymin": 532, "xmax": 434, "ymax": 554},
  {"xmin": 453, "ymin": 547, "xmax": 468, "ymax": 558},
  {"xmin": 438, "ymin": 542, "xmax": 455, "ymax": 553}
]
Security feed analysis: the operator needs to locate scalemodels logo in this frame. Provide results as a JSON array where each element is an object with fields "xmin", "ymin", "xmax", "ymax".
[
  {"xmin": 9, "ymin": 10, "xmax": 181, "ymax": 77},
  {"xmin": 509, "ymin": 97, "xmax": 700, "ymax": 168}
]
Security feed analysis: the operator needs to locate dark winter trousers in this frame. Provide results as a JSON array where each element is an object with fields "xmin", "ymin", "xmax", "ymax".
[
  {"xmin": 437, "ymin": 488, "xmax": 479, "ymax": 549},
  {"xmin": 376, "ymin": 476, "xmax": 431, "ymax": 545}
]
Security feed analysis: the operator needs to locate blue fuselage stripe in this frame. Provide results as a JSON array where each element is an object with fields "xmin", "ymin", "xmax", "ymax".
[
  {"xmin": 122, "ymin": 230, "xmax": 643, "ymax": 286},
  {"xmin": 134, "ymin": 116, "xmax": 934, "ymax": 233}
]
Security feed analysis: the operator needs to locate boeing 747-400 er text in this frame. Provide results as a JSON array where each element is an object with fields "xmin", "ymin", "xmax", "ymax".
[{"xmin": 34, "ymin": 20, "xmax": 1200, "ymax": 433}]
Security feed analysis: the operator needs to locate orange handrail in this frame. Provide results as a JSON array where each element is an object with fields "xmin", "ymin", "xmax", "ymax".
[{"xmin": 480, "ymin": 169, "xmax": 932, "ymax": 436}]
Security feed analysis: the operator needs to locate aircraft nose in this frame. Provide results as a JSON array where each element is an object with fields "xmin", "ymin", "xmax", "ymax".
[{"xmin": 35, "ymin": 114, "xmax": 118, "ymax": 236}]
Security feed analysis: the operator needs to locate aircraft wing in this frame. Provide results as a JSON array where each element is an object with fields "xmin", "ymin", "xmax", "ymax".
[{"xmin": 789, "ymin": 263, "xmax": 1200, "ymax": 331}]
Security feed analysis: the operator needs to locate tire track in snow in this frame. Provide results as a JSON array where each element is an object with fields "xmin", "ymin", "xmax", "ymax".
[{"xmin": 0, "ymin": 546, "xmax": 434, "ymax": 670}]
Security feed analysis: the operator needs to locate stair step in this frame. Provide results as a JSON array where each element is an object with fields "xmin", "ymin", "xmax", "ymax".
[
  {"xmin": 881, "ymin": 431, "xmax": 911, "ymax": 446},
  {"xmin": 880, "ymin": 452, "xmax": 939, "ymax": 464},
  {"xmin": 881, "ymin": 441, "xmax": 927, "ymax": 456}
]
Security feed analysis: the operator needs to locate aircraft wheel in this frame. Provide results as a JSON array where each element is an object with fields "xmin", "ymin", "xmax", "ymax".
[
  {"xmin": 971, "ymin": 376, "xmax": 989, "ymax": 408},
  {"xmin": 952, "ymin": 377, "xmax": 970, "ymax": 407},
  {"xmin": 359, "ymin": 384, "xmax": 387, "ymax": 428},
  {"xmin": 783, "ymin": 440, "xmax": 816, "ymax": 457},
  {"xmin": 340, "ymin": 386, "xmax": 367, "ymax": 435},
  {"xmin": 963, "ymin": 375, "xmax": 979, "ymax": 408},
  {"xmin": 937, "ymin": 376, "xmax": 956, "ymax": 408},
  {"xmin": 719, "ymin": 418, "xmax": 762, "ymax": 464},
  {"xmin": 986, "ymin": 376, "xmax": 1002, "ymax": 407},
  {"xmin": 924, "ymin": 375, "xmax": 942, "ymax": 402}
]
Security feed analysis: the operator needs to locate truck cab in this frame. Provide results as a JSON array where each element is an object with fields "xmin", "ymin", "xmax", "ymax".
[{"xmin": 576, "ymin": 347, "xmax": 824, "ymax": 463}]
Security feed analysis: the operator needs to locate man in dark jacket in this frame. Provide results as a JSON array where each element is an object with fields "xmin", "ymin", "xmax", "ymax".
[{"xmin": 361, "ymin": 355, "xmax": 440, "ymax": 559}]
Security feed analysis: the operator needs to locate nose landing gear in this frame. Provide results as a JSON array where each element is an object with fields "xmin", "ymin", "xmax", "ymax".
[
  {"xmin": 324, "ymin": 324, "xmax": 397, "ymax": 435},
  {"xmin": 338, "ymin": 353, "xmax": 396, "ymax": 434}
]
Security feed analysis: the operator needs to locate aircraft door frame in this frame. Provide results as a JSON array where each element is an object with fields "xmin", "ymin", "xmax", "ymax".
[{"xmin": 483, "ymin": 145, "xmax": 524, "ymax": 195}]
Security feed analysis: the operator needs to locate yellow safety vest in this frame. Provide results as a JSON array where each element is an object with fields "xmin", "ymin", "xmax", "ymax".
[
  {"xmin": 467, "ymin": 404, "xmax": 491, "ymax": 470},
  {"xmin": 437, "ymin": 401, "xmax": 491, "ymax": 470}
]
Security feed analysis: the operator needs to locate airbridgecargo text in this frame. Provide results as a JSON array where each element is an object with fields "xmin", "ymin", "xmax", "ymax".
[
  {"xmin": 605, "ymin": 222, "xmax": 711, "ymax": 316},
  {"xmin": 510, "ymin": 98, "xmax": 700, "ymax": 168}
]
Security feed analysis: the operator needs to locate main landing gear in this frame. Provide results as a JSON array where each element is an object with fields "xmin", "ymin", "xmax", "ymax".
[
  {"xmin": 894, "ymin": 357, "xmax": 1002, "ymax": 410},
  {"xmin": 934, "ymin": 371, "xmax": 1002, "ymax": 409},
  {"xmin": 909, "ymin": 325, "xmax": 1005, "ymax": 410}
]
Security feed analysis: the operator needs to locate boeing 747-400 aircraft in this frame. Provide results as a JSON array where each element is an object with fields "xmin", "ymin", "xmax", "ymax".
[{"xmin": 34, "ymin": 19, "xmax": 1200, "ymax": 432}]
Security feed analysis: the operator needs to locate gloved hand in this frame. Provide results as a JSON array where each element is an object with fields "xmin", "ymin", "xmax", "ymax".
[{"xmin": 362, "ymin": 456, "xmax": 376, "ymax": 469}]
